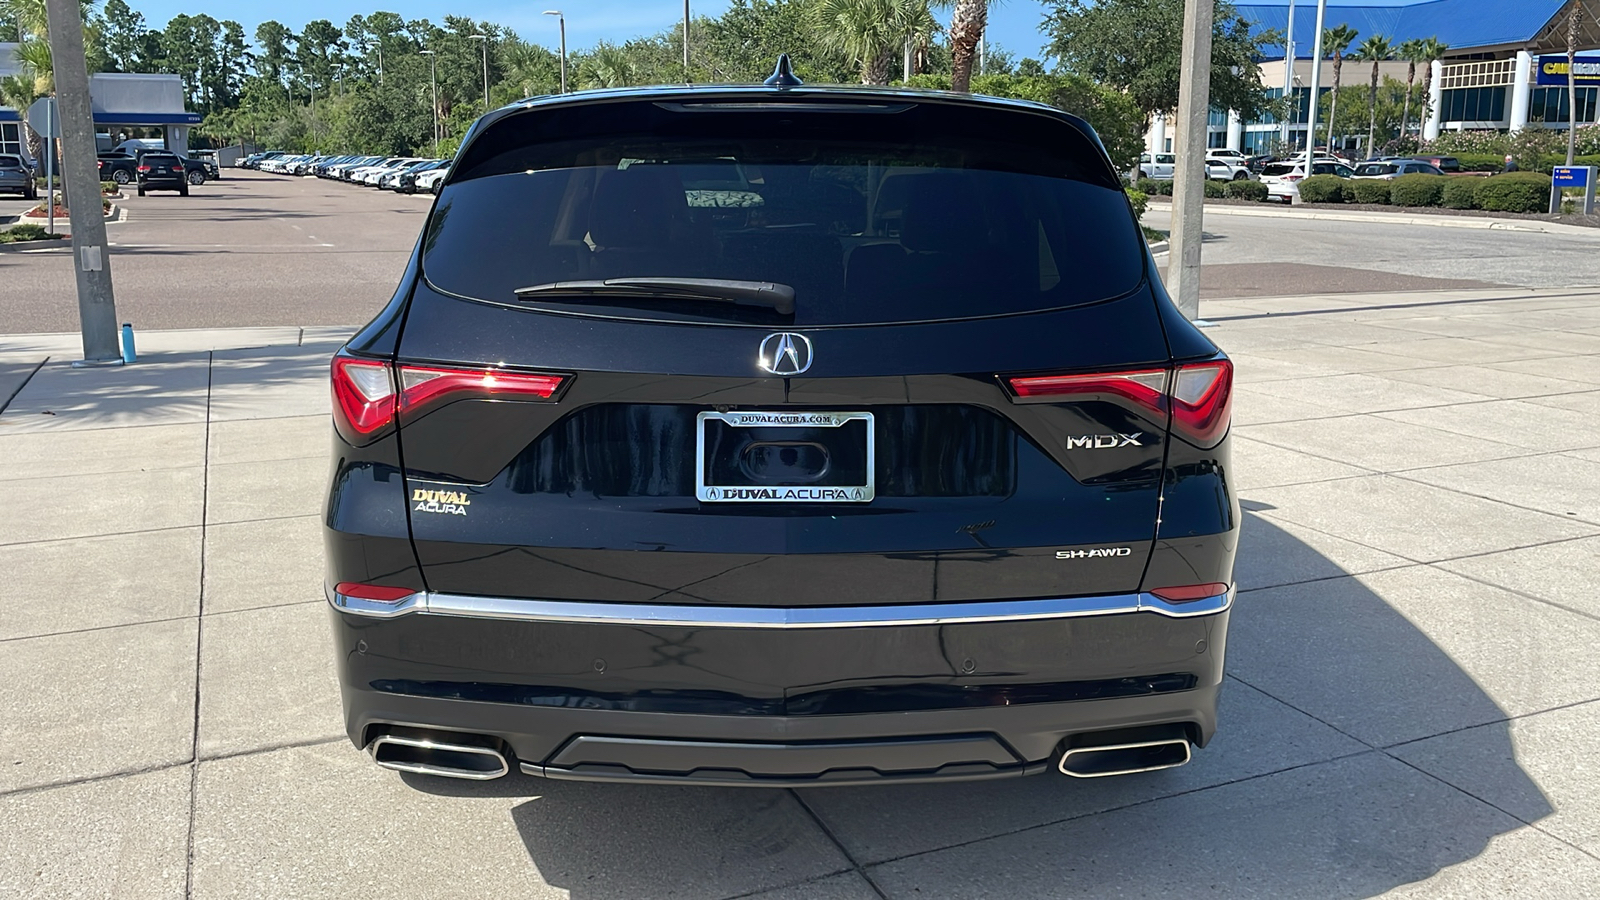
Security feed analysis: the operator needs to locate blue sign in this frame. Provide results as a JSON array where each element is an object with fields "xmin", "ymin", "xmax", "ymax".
[
  {"xmin": 1538, "ymin": 55, "xmax": 1600, "ymax": 87},
  {"xmin": 1553, "ymin": 167, "xmax": 1592, "ymax": 188}
]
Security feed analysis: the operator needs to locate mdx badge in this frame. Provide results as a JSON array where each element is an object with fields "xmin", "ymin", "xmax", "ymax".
[
  {"xmin": 1066, "ymin": 433, "xmax": 1144, "ymax": 449},
  {"xmin": 759, "ymin": 333, "xmax": 813, "ymax": 375}
]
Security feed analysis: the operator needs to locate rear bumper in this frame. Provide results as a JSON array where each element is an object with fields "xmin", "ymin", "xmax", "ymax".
[{"xmin": 328, "ymin": 591, "xmax": 1229, "ymax": 786}]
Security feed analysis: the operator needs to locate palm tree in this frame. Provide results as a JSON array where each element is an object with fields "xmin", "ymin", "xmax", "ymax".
[
  {"xmin": 937, "ymin": 0, "xmax": 991, "ymax": 93},
  {"xmin": 1415, "ymin": 38, "xmax": 1449, "ymax": 139},
  {"xmin": 1396, "ymin": 38, "xmax": 1426, "ymax": 144},
  {"xmin": 812, "ymin": 0, "xmax": 931, "ymax": 86},
  {"xmin": 1322, "ymin": 24, "xmax": 1359, "ymax": 152},
  {"xmin": 577, "ymin": 42, "xmax": 641, "ymax": 89},
  {"xmin": 1351, "ymin": 35, "xmax": 1393, "ymax": 159}
]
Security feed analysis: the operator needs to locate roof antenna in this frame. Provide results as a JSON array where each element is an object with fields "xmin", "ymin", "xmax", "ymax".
[{"xmin": 764, "ymin": 54, "xmax": 804, "ymax": 88}]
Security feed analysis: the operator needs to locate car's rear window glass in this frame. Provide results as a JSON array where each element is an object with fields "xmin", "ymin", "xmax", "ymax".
[
  {"xmin": 1262, "ymin": 164, "xmax": 1296, "ymax": 176},
  {"xmin": 422, "ymin": 99, "xmax": 1144, "ymax": 326}
]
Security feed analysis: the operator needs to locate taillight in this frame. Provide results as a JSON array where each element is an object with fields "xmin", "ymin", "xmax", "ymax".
[
  {"xmin": 331, "ymin": 355, "xmax": 567, "ymax": 444},
  {"xmin": 1170, "ymin": 360, "xmax": 1233, "ymax": 447},
  {"xmin": 331, "ymin": 357, "xmax": 396, "ymax": 442},
  {"xmin": 1148, "ymin": 583, "xmax": 1230, "ymax": 603},
  {"xmin": 172, "ymin": 166, "xmax": 183, "ymax": 172},
  {"xmin": 1284, "ymin": 174, "xmax": 1304, "ymax": 182},
  {"xmin": 137, "ymin": 165, "xmax": 150, "ymax": 172},
  {"xmin": 1004, "ymin": 358, "xmax": 1233, "ymax": 448}
]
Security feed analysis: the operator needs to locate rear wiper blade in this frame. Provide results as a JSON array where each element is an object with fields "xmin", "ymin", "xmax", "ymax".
[{"xmin": 513, "ymin": 278, "xmax": 795, "ymax": 315}]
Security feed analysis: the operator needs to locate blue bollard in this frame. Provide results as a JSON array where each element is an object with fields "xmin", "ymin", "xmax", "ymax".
[{"xmin": 120, "ymin": 322, "xmax": 136, "ymax": 364}]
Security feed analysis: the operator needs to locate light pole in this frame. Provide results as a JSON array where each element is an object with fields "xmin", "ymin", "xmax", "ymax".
[
  {"xmin": 1303, "ymin": 0, "xmax": 1329, "ymax": 165},
  {"xmin": 683, "ymin": 0, "xmax": 690, "ymax": 82},
  {"xmin": 1281, "ymin": 0, "xmax": 1296, "ymax": 149},
  {"xmin": 544, "ymin": 11, "xmax": 567, "ymax": 93},
  {"xmin": 420, "ymin": 49, "xmax": 439, "ymax": 156},
  {"xmin": 470, "ymin": 34, "xmax": 489, "ymax": 111}
]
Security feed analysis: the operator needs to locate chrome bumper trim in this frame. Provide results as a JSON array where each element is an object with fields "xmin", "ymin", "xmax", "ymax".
[{"xmin": 327, "ymin": 585, "xmax": 1232, "ymax": 626}]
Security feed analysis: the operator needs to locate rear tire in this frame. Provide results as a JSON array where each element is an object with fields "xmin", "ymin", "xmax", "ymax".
[
  {"xmin": 1233, "ymin": 171, "xmax": 1248, "ymax": 181},
  {"xmin": 179, "ymin": 183, "xmax": 189, "ymax": 196},
  {"xmin": 187, "ymin": 171, "xmax": 205, "ymax": 185},
  {"xmin": 136, "ymin": 185, "xmax": 146, "ymax": 196},
  {"xmin": 112, "ymin": 170, "xmax": 131, "ymax": 185}
]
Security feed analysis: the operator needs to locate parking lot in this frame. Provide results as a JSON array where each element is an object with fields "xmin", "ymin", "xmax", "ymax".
[
  {"xmin": 6, "ymin": 169, "xmax": 1600, "ymax": 898},
  {"xmin": 0, "ymin": 171, "xmax": 429, "ymax": 334}
]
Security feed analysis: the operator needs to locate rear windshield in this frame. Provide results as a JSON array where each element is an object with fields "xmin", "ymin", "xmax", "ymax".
[
  {"xmin": 0, "ymin": 155, "xmax": 23, "ymax": 168},
  {"xmin": 423, "ymin": 99, "xmax": 1144, "ymax": 326},
  {"xmin": 1261, "ymin": 163, "xmax": 1297, "ymax": 176}
]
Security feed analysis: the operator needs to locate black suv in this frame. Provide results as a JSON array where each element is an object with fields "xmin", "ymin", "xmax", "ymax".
[
  {"xmin": 326, "ymin": 75, "xmax": 1238, "ymax": 786},
  {"xmin": 135, "ymin": 152, "xmax": 188, "ymax": 196}
]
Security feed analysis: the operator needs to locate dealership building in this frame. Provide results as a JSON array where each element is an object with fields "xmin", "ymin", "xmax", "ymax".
[
  {"xmin": 1147, "ymin": 0, "xmax": 1600, "ymax": 155},
  {"xmin": 0, "ymin": 43, "xmax": 201, "ymax": 160}
]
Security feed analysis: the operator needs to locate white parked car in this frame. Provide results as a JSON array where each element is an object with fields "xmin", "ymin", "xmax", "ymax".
[
  {"xmin": 1204, "ymin": 158, "xmax": 1254, "ymax": 181},
  {"xmin": 415, "ymin": 167, "xmax": 447, "ymax": 194},
  {"xmin": 1205, "ymin": 148, "xmax": 1248, "ymax": 163},
  {"xmin": 1137, "ymin": 152, "xmax": 1176, "ymax": 180},
  {"xmin": 1258, "ymin": 157, "xmax": 1352, "ymax": 202}
]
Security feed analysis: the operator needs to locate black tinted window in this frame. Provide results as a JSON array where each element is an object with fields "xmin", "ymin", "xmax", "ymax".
[{"xmin": 423, "ymin": 100, "xmax": 1143, "ymax": 326}]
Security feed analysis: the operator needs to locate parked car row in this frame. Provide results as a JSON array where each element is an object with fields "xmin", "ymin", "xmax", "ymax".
[
  {"xmin": 1136, "ymin": 149, "xmax": 1258, "ymax": 182},
  {"xmin": 239, "ymin": 151, "xmax": 450, "ymax": 195},
  {"xmin": 97, "ymin": 148, "xmax": 212, "ymax": 188},
  {"xmin": 1255, "ymin": 154, "xmax": 1451, "ymax": 202}
]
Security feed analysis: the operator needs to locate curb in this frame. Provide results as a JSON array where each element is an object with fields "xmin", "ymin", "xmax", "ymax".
[
  {"xmin": 1144, "ymin": 199, "xmax": 1600, "ymax": 237},
  {"xmin": 1148, "ymin": 240, "xmax": 1170, "ymax": 256},
  {"xmin": 0, "ymin": 238, "xmax": 69, "ymax": 252}
]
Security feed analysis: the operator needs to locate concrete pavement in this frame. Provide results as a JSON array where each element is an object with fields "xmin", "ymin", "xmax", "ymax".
[{"xmin": 5, "ymin": 286, "xmax": 1600, "ymax": 897}]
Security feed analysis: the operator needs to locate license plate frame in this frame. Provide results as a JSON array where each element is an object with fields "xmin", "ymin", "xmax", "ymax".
[{"xmin": 696, "ymin": 410, "xmax": 875, "ymax": 503}]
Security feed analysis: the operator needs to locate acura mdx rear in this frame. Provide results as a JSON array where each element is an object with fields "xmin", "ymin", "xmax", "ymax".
[{"xmin": 325, "ymin": 79, "xmax": 1238, "ymax": 787}]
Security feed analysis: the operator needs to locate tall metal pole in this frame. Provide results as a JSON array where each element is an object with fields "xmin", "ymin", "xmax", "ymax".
[
  {"xmin": 44, "ymin": 0, "xmax": 120, "ymax": 364},
  {"xmin": 683, "ymin": 0, "xmax": 691, "ymax": 82},
  {"xmin": 1304, "ymin": 0, "xmax": 1329, "ymax": 165},
  {"xmin": 544, "ymin": 12, "xmax": 566, "ymax": 94},
  {"xmin": 1166, "ymin": 0, "xmax": 1215, "ymax": 322},
  {"xmin": 1568, "ymin": 1, "xmax": 1582, "ymax": 166},
  {"xmin": 1281, "ymin": 0, "xmax": 1296, "ymax": 148},
  {"xmin": 420, "ymin": 50, "xmax": 438, "ymax": 155}
]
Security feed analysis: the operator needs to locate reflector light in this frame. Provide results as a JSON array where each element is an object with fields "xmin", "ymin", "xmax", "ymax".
[
  {"xmin": 334, "ymin": 582, "xmax": 415, "ymax": 602},
  {"xmin": 1149, "ymin": 583, "xmax": 1229, "ymax": 603}
]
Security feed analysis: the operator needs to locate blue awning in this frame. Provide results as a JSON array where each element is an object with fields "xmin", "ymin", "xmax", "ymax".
[
  {"xmin": 93, "ymin": 111, "xmax": 202, "ymax": 125},
  {"xmin": 0, "ymin": 109, "xmax": 18, "ymax": 122}
]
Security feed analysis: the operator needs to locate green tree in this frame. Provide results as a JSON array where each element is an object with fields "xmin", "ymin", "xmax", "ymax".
[
  {"xmin": 700, "ymin": 0, "xmax": 854, "ymax": 83},
  {"xmin": 1321, "ymin": 23, "xmax": 1358, "ymax": 150},
  {"xmin": 811, "ymin": 0, "xmax": 932, "ymax": 85},
  {"xmin": 101, "ymin": 0, "xmax": 146, "ymax": 71},
  {"xmin": 1044, "ymin": 0, "xmax": 1277, "ymax": 127},
  {"xmin": 1415, "ymin": 37, "xmax": 1448, "ymax": 136},
  {"xmin": 1352, "ymin": 35, "xmax": 1392, "ymax": 159},
  {"xmin": 254, "ymin": 20, "xmax": 295, "ymax": 90}
]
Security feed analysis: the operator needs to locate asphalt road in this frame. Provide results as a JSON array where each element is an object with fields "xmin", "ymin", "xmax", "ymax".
[
  {"xmin": 1142, "ymin": 204, "xmax": 1600, "ymax": 298},
  {"xmin": 0, "ymin": 170, "xmax": 430, "ymax": 334},
  {"xmin": 5, "ymin": 172, "xmax": 1600, "ymax": 334}
]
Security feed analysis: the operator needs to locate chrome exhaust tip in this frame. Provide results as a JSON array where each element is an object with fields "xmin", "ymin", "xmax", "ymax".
[
  {"xmin": 1058, "ymin": 726, "xmax": 1192, "ymax": 779},
  {"xmin": 368, "ymin": 731, "xmax": 510, "ymax": 781}
]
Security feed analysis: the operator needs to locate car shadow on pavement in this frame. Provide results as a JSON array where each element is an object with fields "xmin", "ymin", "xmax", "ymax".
[{"xmin": 399, "ymin": 513, "xmax": 1554, "ymax": 899}]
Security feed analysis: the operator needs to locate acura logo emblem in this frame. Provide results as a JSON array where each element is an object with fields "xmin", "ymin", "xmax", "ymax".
[{"xmin": 758, "ymin": 333, "xmax": 813, "ymax": 375}]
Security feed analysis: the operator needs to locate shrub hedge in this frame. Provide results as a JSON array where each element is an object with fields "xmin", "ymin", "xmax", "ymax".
[
  {"xmin": 1202, "ymin": 179, "xmax": 1227, "ymax": 198},
  {"xmin": 1296, "ymin": 174, "xmax": 1347, "ymax": 203},
  {"xmin": 0, "ymin": 223, "xmax": 51, "ymax": 243},
  {"xmin": 1225, "ymin": 179, "xmax": 1269, "ymax": 201},
  {"xmin": 1348, "ymin": 179, "xmax": 1393, "ymax": 204},
  {"xmin": 1135, "ymin": 178, "xmax": 1162, "ymax": 195},
  {"xmin": 1475, "ymin": 172, "xmax": 1553, "ymax": 213},
  {"xmin": 1441, "ymin": 178, "xmax": 1481, "ymax": 209},
  {"xmin": 1154, "ymin": 179, "xmax": 1175, "ymax": 196},
  {"xmin": 1389, "ymin": 174, "xmax": 1448, "ymax": 207},
  {"xmin": 1126, "ymin": 189, "xmax": 1149, "ymax": 220}
]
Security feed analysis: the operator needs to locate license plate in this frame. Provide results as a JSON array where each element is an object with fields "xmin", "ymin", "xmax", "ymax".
[{"xmin": 696, "ymin": 410, "xmax": 875, "ymax": 503}]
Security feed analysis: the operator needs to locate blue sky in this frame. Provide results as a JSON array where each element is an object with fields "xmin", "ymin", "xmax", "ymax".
[{"xmin": 123, "ymin": 1, "xmax": 1058, "ymax": 61}]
